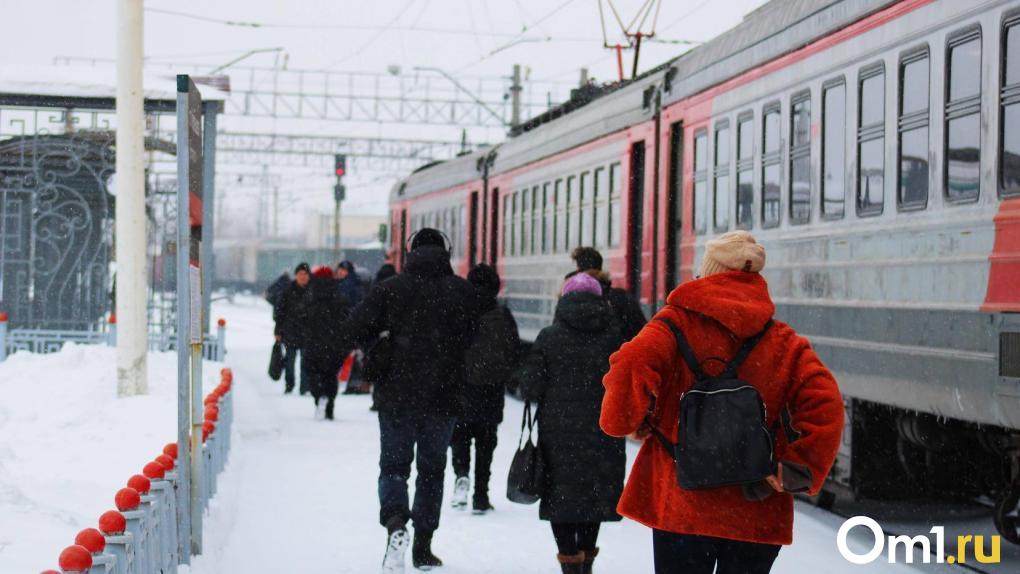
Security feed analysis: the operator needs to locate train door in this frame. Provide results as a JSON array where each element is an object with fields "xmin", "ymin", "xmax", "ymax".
[
  {"xmin": 665, "ymin": 121, "xmax": 683, "ymax": 292},
  {"xmin": 468, "ymin": 191, "xmax": 479, "ymax": 267},
  {"xmin": 627, "ymin": 141, "xmax": 646, "ymax": 299},
  {"xmin": 489, "ymin": 188, "xmax": 500, "ymax": 264}
]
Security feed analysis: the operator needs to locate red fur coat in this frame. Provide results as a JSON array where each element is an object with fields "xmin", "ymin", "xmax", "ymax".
[{"xmin": 600, "ymin": 272, "xmax": 844, "ymax": 545}]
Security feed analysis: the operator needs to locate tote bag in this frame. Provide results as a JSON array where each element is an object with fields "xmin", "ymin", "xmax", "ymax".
[{"xmin": 507, "ymin": 401, "xmax": 545, "ymax": 504}]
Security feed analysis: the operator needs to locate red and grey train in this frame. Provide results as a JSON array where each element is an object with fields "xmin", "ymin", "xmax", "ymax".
[{"xmin": 390, "ymin": 0, "xmax": 1020, "ymax": 539}]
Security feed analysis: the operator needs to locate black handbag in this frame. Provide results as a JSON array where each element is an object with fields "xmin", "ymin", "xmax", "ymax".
[
  {"xmin": 268, "ymin": 342, "xmax": 284, "ymax": 381},
  {"xmin": 507, "ymin": 401, "xmax": 545, "ymax": 504}
]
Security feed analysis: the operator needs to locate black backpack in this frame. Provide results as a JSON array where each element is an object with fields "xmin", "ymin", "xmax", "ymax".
[
  {"xmin": 651, "ymin": 317, "xmax": 777, "ymax": 490},
  {"xmin": 464, "ymin": 305, "xmax": 519, "ymax": 386}
]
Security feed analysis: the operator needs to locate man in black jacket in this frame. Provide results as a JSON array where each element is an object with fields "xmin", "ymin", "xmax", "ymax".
[
  {"xmin": 273, "ymin": 262, "xmax": 312, "ymax": 394},
  {"xmin": 337, "ymin": 228, "xmax": 480, "ymax": 572},
  {"xmin": 569, "ymin": 246, "xmax": 647, "ymax": 341}
]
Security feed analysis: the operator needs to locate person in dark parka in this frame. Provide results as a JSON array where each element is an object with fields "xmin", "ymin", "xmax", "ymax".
[
  {"xmin": 273, "ymin": 263, "xmax": 312, "ymax": 394},
  {"xmin": 336, "ymin": 228, "xmax": 481, "ymax": 571},
  {"xmin": 450, "ymin": 263, "xmax": 520, "ymax": 514},
  {"xmin": 518, "ymin": 272, "xmax": 627, "ymax": 574},
  {"xmin": 336, "ymin": 260, "xmax": 363, "ymax": 308},
  {"xmin": 302, "ymin": 266, "xmax": 352, "ymax": 420}
]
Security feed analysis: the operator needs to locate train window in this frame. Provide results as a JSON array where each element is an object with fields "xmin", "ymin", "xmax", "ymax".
[
  {"xmin": 609, "ymin": 163, "xmax": 622, "ymax": 247},
  {"xmin": 503, "ymin": 194, "xmax": 511, "ymax": 256},
  {"xmin": 521, "ymin": 189, "xmax": 531, "ymax": 256},
  {"xmin": 857, "ymin": 64, "xmax": 885, "ymax": 215},
  {"xmin": 567, "ymin": 176, "xmax": 578, "ymax": 249},
  {"xmin": 1001, "ymin": 18, "xmax": 1020, "ymax": 196},
  {"xmin": 580, "ymin": 171, "xmax": 593, "ymax": 246},
  {"xmin": 713, "ymin": 121, "xmax": 731, "ymax": 231},
  {"xmin": 531, "ymin": 186, "xmax": 541, "ymax": 255},
  {"xmin": 761, "ymin": 104, "xmax": 781, "ymax": 227},
  {"xmin": 898, "ymin": 48, "xmax": 930, "ymax": 209},
  {"xmin": 555, "ymin": 179, "xmax": 566, "ymax": 252},
  {"xmin": 946, "ymin": 28, "xmax": 982, "ymax": 202},
  {"xmin": 693, "ymin": 129, "xmax": 708, "ymax": 235},
  {"xmin": 736, "ymin": 114, "xmax": 754, "ymax": 229},
  {"xmin": 789, "ymin": 92, "xmax": 812, "ymax": 224},
  {"xmin": 822, "ymin": 80, "xmax": 846, "ymax": 218},
  {"xmin": 543, "ymin": 183, "xmax": 554, "ymax": 255},
  {"xmin": 595, "ymin": 167, "xmax": 609, "ymax": 248},
  {"xmin": 511, "ymin": 192, "xmax": 519, "ymax": 256}
]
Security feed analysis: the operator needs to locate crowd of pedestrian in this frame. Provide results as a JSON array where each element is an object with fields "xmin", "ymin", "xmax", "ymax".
[{"xmin": 263, "ymin": 227, "xmax": 844, "ymax": 574}]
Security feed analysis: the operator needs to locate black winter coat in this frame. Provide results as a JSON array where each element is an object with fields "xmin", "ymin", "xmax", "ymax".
[
  {"xmin": 302, "ymin": 276, "xmax": 351, "ymax": 376},
  {"xmin": 459, "ymin": 299, "xmax": 519, "ymax": 425},
  {"xmin": 273, "ymin": 281, "xmax": 311, "ymax": 347},
  {"xmin": 606, "ymin": 286, "xmax": 646, "ymax": 342},
  {"xmin": 338, "ymin": 245, "xmax": 481, "ymax": 416},
  {"xmin": 519, "ymin": 292, "xmax": 626, "ymax": 523}
]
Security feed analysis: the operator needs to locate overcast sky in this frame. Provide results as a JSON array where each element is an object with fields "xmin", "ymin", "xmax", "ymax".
[{"xmin": 3, "ymin": 0, "xmax": 768, "ymax": 237}]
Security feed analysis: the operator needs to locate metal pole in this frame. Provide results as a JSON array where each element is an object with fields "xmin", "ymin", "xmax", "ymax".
[
  {"xmin": 174, "ymin": 82, "xmax": 193, "ymax": 565},
  {"xmin": 631, "ymin": 33, "xmax": 643, "ymax": 79},
  {"xmin": 115, "ymin": 0, "xmax": 148, "ymax": 397},
  {"xmin": 510, "ymin": 64, "xmax": 521, "ymax": 129},
  {"xmin": 579, "ymin": 67, "xmax": 589, "ymax": 87},
  {"xmin": 201, "ymin": 103, "xmax": 217, "ymax": 334},
  {"xmin": 334, "ymin": 196, "xmax": 341, "ymax": 260}
]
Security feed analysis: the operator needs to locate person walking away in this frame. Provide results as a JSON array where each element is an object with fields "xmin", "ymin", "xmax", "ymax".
[
  {"xmin": 336, "ymin": 228, "xmax": 480, "ymax": 572},
  {"xmin": 600, "ymin": 231, "xmax": 844, "ymax": 574},
  {"xmin": 264, "ymin": 270, "xmax": 290, "ymax": 309},
  {"xmin": 362, "ymin": 263, "xmax": 398, "ymax": 412},
  {"xmin": 302, "ymin": 266, "xmax": 351, "ymax": 420},
  {"xmin": 451, "ymin": 263, "xmax": 520, "ymax": 515},
  {"xmin": 274, "ymin": 263, "xmax": 312, "ymax": 394},
  {"xmin": 569, "ymin": 247, "xmax": 646, "ymax": 341},
  {"xmin": 517, "ymin": 273, "xmax": 626, "ymax": 574}
]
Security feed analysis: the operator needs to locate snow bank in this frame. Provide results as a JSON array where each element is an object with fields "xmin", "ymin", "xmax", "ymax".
[{"xmin": 0, "ymin": 344, "xmax": 221, "ymax": 572}]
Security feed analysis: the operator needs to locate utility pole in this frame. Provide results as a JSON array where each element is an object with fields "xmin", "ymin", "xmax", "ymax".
[
  {"xmin": 579, "ymin": 67, "xmax": 589, "ymax": 87},
  {"xmin": 333, "ymin": 154, "xmax": 347, "ymax": 261},
  {"xmin": 510, "ymin": 64, "xmax": 522, "ymax": 129},
  {"xmin": 115, "ymin": 0, "xmax": 147, "ymax": 397}
]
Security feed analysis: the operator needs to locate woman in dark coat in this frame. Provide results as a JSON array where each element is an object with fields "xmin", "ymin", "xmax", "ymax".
[
  {"xmin": 303, "ymin": 266, "xmax": 351, "ymax": 420},
  {"xmin": 518, "ymin": 272, "xmax": 626, "ymax": 574}
]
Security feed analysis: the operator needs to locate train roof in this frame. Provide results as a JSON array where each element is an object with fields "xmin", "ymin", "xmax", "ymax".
[{"xmin": 393, "ymin": 0, "xmax": 899, "ymax": 200}]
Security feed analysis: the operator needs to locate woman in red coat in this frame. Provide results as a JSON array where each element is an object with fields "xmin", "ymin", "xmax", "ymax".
[{"xmin": 600, "ymin": 230, "xmax": 844, "ymax": 574}]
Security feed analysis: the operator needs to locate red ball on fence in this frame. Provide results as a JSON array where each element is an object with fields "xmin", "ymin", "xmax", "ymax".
[
  {"xmin": 156, "ymin": 454, "xmax": 175, "ymax": 472},
  {"xmin": 114, "ymin": 488, "xmax": 140, "ymax": 511},
  {"xmin": 40, "ymin": 570, "xmax": 60, "ymax": 574},
  {"xmin": 142, "ymin": 461, "xmax": 165, "ymax": 480},
  {"xmin": 98, "ymin": 510, "xmax": 126, "ymax": 535},
  {"xmin": 107, "ymin": 314, "xmax": 117, "ymax": 325},
  {"xmin": 202, "ymin": 421, "xmax": 216, "ymax": 442},
  {"xmin": 74, "ymin": 528, "xmax": 106, "ymax": 554},
  {"xmin": 58, "ymin": 545, "xmax": 93, "ymax": 572},
  {"xmin": 204, "ymin": 406, "xmax": 219, "ymax": 422},
  {"xmin": 127, "ymin": 474, "xmax": 151, "ymax": 495},
  {"xmin": 163, "ymin": 442, "xmax": 178, "ymax": 459},
  {"xmin": 217, "ymin": 318, "xmax": 226, "ymax": 327},
  {"xmin": 204, "ymin": 393, "xmax": 220, "ymax": 406},
  {"xmin": 221, "ymin": 367, "xmax": 233, "ymax": 379},
  {"xmin": 0, "ymin": 311, "xmax": 9, "ymax": 322}
]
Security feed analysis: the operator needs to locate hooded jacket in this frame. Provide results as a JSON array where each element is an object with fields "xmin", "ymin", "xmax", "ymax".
[
  {"xmin": 600, "ymin": 272, "xmax": 843, "ymax": 545},
  {"xmin": 337, "ymin": 245, "xmax": 480, "ymax": 416},
  {"xmin": 519, "ymin": 292, "xmax": 626, "ymax": 523}
]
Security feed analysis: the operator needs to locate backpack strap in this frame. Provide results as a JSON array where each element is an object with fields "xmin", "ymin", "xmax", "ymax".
[
  {"xmin": 719, "ymin": 319, "xmax": 773, "ymax": 379},
  {"xmin": 654, "ymin": 318, "xmax": 707, "ymax": 381}
]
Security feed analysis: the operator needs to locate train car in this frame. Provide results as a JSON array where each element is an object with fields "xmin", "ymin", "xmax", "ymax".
[{"xmin": 390, "ymin": 0, "xmax": 1020, "ymax": 541}]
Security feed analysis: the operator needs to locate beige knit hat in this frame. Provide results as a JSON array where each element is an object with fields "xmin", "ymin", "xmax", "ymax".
[{"xmin": 698, "ymin": 230, "xmax": 766, "ymax": 277}]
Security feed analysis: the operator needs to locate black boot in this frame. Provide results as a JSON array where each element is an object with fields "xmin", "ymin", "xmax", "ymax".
[
  {"xmin": 472, "ymin": 491, "xmax": 493, "ymax": 515},
  {"xmin": 580, "ymin": 548, "xmax": 598, "ymax": 574},
  {"xmin": 412, "ymin": 530, "xmax": 443, "ymax": 570},
  {"xmin": 557, "ymin": 552, "xmax": 584, "ymax": 574},
  {"xmin": 325, "ymin": 397, "xmax": 335, "ymax": 420}
]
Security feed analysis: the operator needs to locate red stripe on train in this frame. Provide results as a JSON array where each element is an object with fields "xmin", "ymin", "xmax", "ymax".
[{"xmin": 983, "ymin": 198, "xmax": 1020, "ymax": 312}]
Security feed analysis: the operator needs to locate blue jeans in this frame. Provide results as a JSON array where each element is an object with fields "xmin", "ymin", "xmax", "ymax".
[
  {"xmin": 653, "ymin": 530, "xmax": 781, "ymax": 574},
  {"xmin": 378, "ymin": 411, "xmax": 456, "ymax": 533}
]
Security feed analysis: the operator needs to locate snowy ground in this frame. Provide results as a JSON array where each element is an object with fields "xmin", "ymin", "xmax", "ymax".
[
  {"xmin": 0, "ymin": 343, "xmax": 222, "ymax": 572},
  {"xmin": 0, "ymin": 296, "xmax": 965, "ymax": 573}
]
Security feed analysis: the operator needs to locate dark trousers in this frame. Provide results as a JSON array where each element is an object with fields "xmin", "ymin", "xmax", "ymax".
[
  {"xmin": 378, "ymin": 411, "xmax": 457, "ymax": 533},
  {"xmin": 307, "ymin": 367, "xmax": 339, "ymax": 401},
  {"xmin": 282, "ymin": 345, "xmax": 309, "ymax": 394},
  {"xmin": 551, "ymin": 522, "xmax": 601, "ymax": 555},
  {"xmin": 450, "ymin": 421, "xmax": 498, "ymax": 503},
  {"xmin": 652, "ymin": 531, "xmax": 781, "ymax": 574}
]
